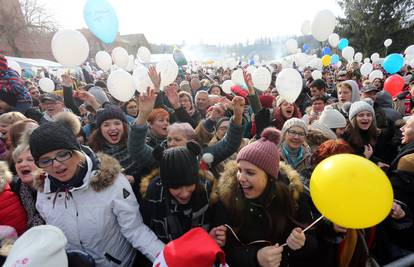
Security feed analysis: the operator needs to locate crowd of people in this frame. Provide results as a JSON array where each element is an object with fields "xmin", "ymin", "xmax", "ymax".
[{"xmin": 0, "ymin": 51, "xmax": 413, "ymax": 267}]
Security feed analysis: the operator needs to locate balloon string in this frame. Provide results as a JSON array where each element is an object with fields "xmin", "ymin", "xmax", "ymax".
[{"xmin": 280, "ymin": 215, "xmax": 324, "ymax": 247}]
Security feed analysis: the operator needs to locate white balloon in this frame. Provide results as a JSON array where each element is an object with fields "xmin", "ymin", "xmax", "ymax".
[
  {"xmin": 405, "ymin": 45, "xmax": 414, "ymax": 55},
  {"xmin": 294, "ymin": 53, "xmax": 308, "ymax": 67},
  {"xmin": 311, "ymin": 70, "xmax": 322, "ymax": 80},
  {"xmin": 301, "ymin": 20, "xmax": 311, "ymax": 35},
  {"xmin": 369, "ymin": 70, "xmax": 384, "ymax": 82},
  {"xmin": 51, "ymin": 29, "xmax": 89, "ymax": 67},
  {"xmin": 370, "ymin": 53, "xmax": 380, "ymax": 62},
  {"xmin": 328, "ymin": 33, "xmax": 340, "ymax": 47},
  {"xmin": 410, "ymin": 59, "xmax": 414, "ymax": 68},
  {"xmin": 364, "ymin": 58, "xmax": 371, "ymax": 64},
  {"xmin": 107, "ymin": 69, "xmax": 135, "ymax": 102},
  {"xmin": 252, "ymin": 67, "xmax": 271, "ymax": 91},
  {"xmin": 221, "ymin": 80, "xmax": 234, "ymax": 94},
  {"xmin": 156, "ymin": 60, "xmax": 179, "ymax": 88},
  {"xmin": 342, "ymin": 46, "xmax": 355, "ymax": 61},
  {"xmin": 253, "ymin": 54, "xmax": 260, "ymax": 62},
  {"xmin": 125, "ymin": 55, "xmax": 135, "ymax": 72},
  {"xmin": 336, "ymin": 61, "xmax": 342, "ymax": 68},
  {"xmin": 112, "ymin": 47, "xmax": 129, "ymax": 68},
  {"xmin": 38, "ymin": 77, "xmax": 55, "ymax": 93},
  {"xmin": 384, "ymin": 39, "xmax": 392, "ymax": 47},
  {"xmin": 310, "ymin": 58, "xmax": 323, "ymax": 70},
  {"xmin": 354, "ymin": 52, "xmax": 363, "ymax": 62},
  {"xmin": 137, "ymin": 46, "xmax": 151, "ymax": 63},
  {"xmin": 286, "ymin": 39, "xmax": 298, "ymax": 54},
  {"xmin": 275, "ymin": 68, "xmax": 302, "ymax": 103},
  {"xmin": 246, "ymin": 65, "xmax": 256, "ymax": 74},
  {"xmin": 360, "ymin": 63, "xmax": 373, "ymax": 76},
  {"xmin": 95, "ymin": 51, "xmax": 112, "ymax": 72},
  {"xmin": 7, "ymin": 60, "xmax": 21, "ymax": 76},
  {"xmin": 311, "ymin": 10, "xmax": 336, "ymax": 42},
  {"xmin": 231, "ymin": 68, "xmax": 246, "ymax": 87},
  {"xmin": 132, "ymin": 65, "xmax": 152, "ymax": 93}
]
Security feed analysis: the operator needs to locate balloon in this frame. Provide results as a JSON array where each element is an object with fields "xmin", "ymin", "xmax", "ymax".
[
  {"xmin": 252, "ymin": 67, "xmax": 271, "ymax": 91},
  {"xmin": 294, "ymin": 53, "xmax": 308, "ymax": 67},
  {"xmin": 384, "ymin": 39, "xmax": 392, "ymax": 47},
  {"xmin": 221, "ymin": 80, "xmax": 234, "ymax": 94},
  {"xmin": 364, "ymin": 58, "xmax": 371, "ymax": 64},
  {"xmin": 321, "ymin": 55, "xmax": 331, "ymax": 66},
  {"xmin": 112, "ymin": 47, "xmax": 129, "ymax": 68},
  {"xmin": 38, "ymin": 77, "xmax": 55, "ymax": 93},
  {"xmin": 384, "ymin": 74, "xmax": 404, "ymax": 97},
  {"xmin": 311, "ymin": 10, "xmax": 336, "ymax": 42},
  {"xmin": 275, "ymin": 68, "xmax": 302, "ymax": 103},
  {"xmin": 322, "ymin": 47, "xmax": 331, "ymax": 56},
  {"xmin": 331, "ymin": 54, "xmax": 340, "ymax": 64},
  {"xmin": 410, "ymin": 59, "xmax": 414, "ymax": 68},
  {"xmin": 360, "ymin": 63, "xmax": 373, "ymax": 76},
  {"xmin": 383, "ymin": 53, "xmax": 404, "ymax": 74},
  {"xmin": 311, "ymin": 70, "xmax": 322, "ymax": 80},
  {"xmin": 301, "ymin": 20, "xmax": 311, "ymax": 35},
  {"xmin": 137, "ymin": 46, "xmax": 151, "ymax": 63},
  {"xmin": 336, "ymin": 61, "xmax": 342, "ymax": 68},
  {"xmin": 285, "ymin": 39, "xmax": 298, "ymax": 54},
  {"xmin": 338, "ymin": 38, "xmax": 349, "ymax": 51},
  {"xmin": 173, "ymin": 47, "xmax": 188, "ymax": 66},
  {"xmin": 125, "ymin": 55, "xmax": 135, "ymax": 72},
  {"xmin": 328, "ymin": 33, "xmax": 339, "ymax": 47},
  {"xmin": 107, "ymin": 69, "xmax": 135, "ymax": 101},
  {"xmin": 231, "ymin": 68, "xmax": 246, "ymax": 87},
  {"xmin": 156, "ymin": 60, "xmax": 179, "ymax": 88},
  {"xmin": 405, "ymin": 45, "xmax": 414, "ymax": 55},
  {"xmin": 95, "ymin": 51, "xmax": 112, "ymax": 71},
  {"xmin": 342, "ymin": 46, "xmax": 355, "ymax": 62},
  {"xmin": 7, "ymin": 60, "xmax": 22, "ymax": 76},
  {"xmin": 354, "ymin": 52, "xmax": 363, "ymax": 62},
  {"xmin": 51, "ymin": 29, "xmax": 89, "ymax": 67},
  {"xmin": 369, "ymin": 70, "xmax": 384, "ymax": 82},
  {"xmin": 370, "ymin": 53, "xmax": 380, "ymax": 63},
  {"xmin": 83, "ymin": 0, "xmax": 118, "ymax": 44},
  {"xmin": 303, "ymin": 44, "xmax": 310, "ymax": 53},
  {"xmin": 132, "ymin": 65, "xmax": 152, "ymax": 93},
  {"xmin": 310, "ymin": 154, "xmax": 393, "ymax": 229},
  {"xmin": 246, "ymin": 65, "xmax": 256, "ymax": 74}
]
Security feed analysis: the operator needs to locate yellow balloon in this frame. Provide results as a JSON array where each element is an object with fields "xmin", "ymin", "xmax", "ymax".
[
  {"xmin": 310, "ymin": 154, "xmax": 393, "ymax": 229},
  {"xmin": 322, "ymin": 55, "xmax": 331, "ymax": 66}
]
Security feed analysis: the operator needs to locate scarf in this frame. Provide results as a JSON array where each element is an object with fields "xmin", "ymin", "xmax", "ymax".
[
  {"xmin": 102, "ymin": 142, "xmax": 139, "ymax": 176},
  {"xmin": 282, "ymin": 142, "xmax": 304, "ymax": 168}
]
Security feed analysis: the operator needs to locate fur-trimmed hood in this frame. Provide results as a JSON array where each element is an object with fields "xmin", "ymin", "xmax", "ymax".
[
  {"xmin": 217, "ymin": 160, "xmax": 303, "ymax": 208},
  {"xmin": 33, "ymin": 152, "xmax": 122, "ymax": 193}
]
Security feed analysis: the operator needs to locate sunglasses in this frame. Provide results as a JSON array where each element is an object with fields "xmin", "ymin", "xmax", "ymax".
[{"xmin": 37, "ymin": 150, "xmax": 73, "ymax": 168}]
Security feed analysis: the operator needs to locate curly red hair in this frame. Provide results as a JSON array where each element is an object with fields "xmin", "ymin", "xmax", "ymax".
[
  {"xmin": 147, "ymin": 108, "xmax": 169, "ymax": 124},
  {"xmin": 312, "ymin": 139, "xmax": 354, "ymax": 165}
]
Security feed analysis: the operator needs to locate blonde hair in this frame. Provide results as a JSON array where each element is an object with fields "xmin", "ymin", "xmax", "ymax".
[
  {"xmin": 0, "ymin": 112, "xmax": 26, "ymax": 125},
  {"xmin": 0, "ymin": 161, "xmax": 13, "ymax": 192},
  {"xmin": 12, "ymin": 143, "xmax": 30, "ymax": 162}
]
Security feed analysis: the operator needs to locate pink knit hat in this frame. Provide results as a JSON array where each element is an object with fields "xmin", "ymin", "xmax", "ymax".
[{"xmin": 236, "ymin": 127, "xmax": 281, "ymax": 178}]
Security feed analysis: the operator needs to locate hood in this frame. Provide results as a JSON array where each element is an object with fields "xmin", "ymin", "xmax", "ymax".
[
  {"xmin": 375, "ymin": 91, "xmax": 393, "ymax": 108},
  {"xmin": 343, "ymin": 80, "xmax": 360, "ymax": 103},
  {"xmin": 33, "ymin": 152, "xmax": 122, "ymax": 193},
  {"xmin": 217, "ymin": 160, "xmax": 303, "ymax": 209}
]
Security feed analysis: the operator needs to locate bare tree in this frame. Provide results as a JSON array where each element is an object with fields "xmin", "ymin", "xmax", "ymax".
[{"xmin": 0, "ymin": 0, "xmax": 58, "ymax": 56}]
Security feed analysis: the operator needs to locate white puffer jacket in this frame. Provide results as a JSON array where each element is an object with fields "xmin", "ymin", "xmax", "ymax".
[{"xmin": 35, "ymin": 152, "xmax": 164, "ymax": 267}]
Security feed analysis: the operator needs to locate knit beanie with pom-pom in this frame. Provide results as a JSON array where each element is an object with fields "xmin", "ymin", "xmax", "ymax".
[{"xmin": 236, "ymin": 127, "xmax": 281, "ymax": 178}]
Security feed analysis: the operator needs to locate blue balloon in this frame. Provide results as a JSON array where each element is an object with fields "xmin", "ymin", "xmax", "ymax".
[
  {"xmin": 249, "ymin": 59, "xmax": 255, "ymax": 65},
  {"xmin": 303, "ymin": 44, "xmax": 310, "ymax": 53},
  {"xmin": 84, "ymin": 0, "xmax": 119, "ymax": 44},
  {"xmin": 322, "ymin": 47, "xmax": 331, "ymax": 56},
  {"xmin": 383, "ymin": 53, "xmax": 404, "ymax": 74},
  {"xmin": 331, "ymin": 54, "xmax": 340, "ymax": 64},
  {"xmin": 338, "ymin": 38, "xmax": 349, "ymax": 51}
]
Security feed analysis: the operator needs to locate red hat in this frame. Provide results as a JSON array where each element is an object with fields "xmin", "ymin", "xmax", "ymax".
[
  {"xmin": 153, "ymin": 227, "xmax": 227, "ymax": 267},
  {"xmin": 259, "ymin": 95, "xmax": 275, "ymax": 109}
]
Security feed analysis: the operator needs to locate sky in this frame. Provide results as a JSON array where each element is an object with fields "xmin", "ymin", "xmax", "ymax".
[{"xmin": 40, "ymin": 0, "xmax": 344, "ymax": 45}]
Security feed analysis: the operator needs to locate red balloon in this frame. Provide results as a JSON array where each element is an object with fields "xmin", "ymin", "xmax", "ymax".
[{"xmin": 384, "ymin": 75, "xmax": 404, "ymax": 97}]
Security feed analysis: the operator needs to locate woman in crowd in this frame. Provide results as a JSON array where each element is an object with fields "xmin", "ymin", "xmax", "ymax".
[
  {"xmin": 208, "ymin": 84, "xmax": 227, "ymax": 97},
  {"xmin": 213, "ymin": 127, "xmax": 317, "ymax": 267},
  {"xmin": 122, "ymin": 99, "xmax": 139, "ymax": 118},
  {"xmin": 29, "ymin": 121, "xmax": 164, "ymax": 266},
  {"xmin": 0, "ymin": 112, "xmax": 27, "ymax": 160}
]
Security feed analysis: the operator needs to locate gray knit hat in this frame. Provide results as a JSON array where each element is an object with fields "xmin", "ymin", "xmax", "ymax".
[
  {"xmin": 319, "ymin": 106, "xmax": 347, "ymax": 129},
  {"xmin": 348, "ymin": 100, "xmax": 375, "ymax": 122},
  {"xmin": 281, "ymin": 118, "xmax": 308, "ymax": 137}
]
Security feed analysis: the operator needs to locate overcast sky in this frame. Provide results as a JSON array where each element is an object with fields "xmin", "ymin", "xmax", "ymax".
[{"xmin": 41, "ymin": 0, "xmax": 344, "ymax": 45}]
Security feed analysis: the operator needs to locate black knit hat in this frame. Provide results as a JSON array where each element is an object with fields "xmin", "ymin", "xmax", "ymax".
[
  {"xmin": 29, "ymin": 122, "xmax": 81, "ymax": 162},
  {"xmin": 154, "ymin": 141, "xmax": 201, "ymax": 189},
  {"xmin": 95, "ymin": 105, "xmax": 126, "ymax": 129}
]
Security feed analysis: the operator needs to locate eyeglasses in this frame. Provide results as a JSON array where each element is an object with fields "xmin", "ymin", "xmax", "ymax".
[
  {"xmin": 37, "ymin": 150, "xmax": 73, "ymax": 168},
  {"xmin": 287, "ymin": 129, "xmax": 306, "ymax": 137}
]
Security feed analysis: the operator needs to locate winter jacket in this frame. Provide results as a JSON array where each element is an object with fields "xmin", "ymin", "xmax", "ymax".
[
  {"xmin": 279, "ymin": 143, "xmax": 312, "ymax": 174},
  {"xmin": 0, "ymin": 182, "xmax": 27, "ymax": 236},
  {"xmin": 375, "ymin": 91, "xmax": 403, "ymax": 122},
  {"xmin": 34, "ymin": 151, "xmax": 164, "ymax": 267},
  {"xmin": 213, "ymin": 161, "xmax": 318, "ymax": 267},
  {"xmin": 128, "ymin": 118, "xmax": 244, "ymax": 170}
]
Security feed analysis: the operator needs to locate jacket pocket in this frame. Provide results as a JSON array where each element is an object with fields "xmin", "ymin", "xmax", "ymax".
[{"xmin": 104, "ymin": 252, "xmax": 122, "ymax": 265}]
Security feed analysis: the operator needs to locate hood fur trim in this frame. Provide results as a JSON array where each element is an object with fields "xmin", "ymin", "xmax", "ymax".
[{"xmin": 217, "ymin": 160, "xmax": 303, "ymax": 208}]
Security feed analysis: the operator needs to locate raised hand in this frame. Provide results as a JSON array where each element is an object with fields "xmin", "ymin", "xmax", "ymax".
[
  {"xmin": 77, "ymin": 90, "xmax": 100, "ymax": 110},
  {"xmin": 165, "ymin": 85, "xmax": 180, "ymax": 109},
  {"xmin": 243, "ymin": 70, "xmax": 255, "ymax": 94},
  {"xmin": 136, "ymin": 87, "xmax": 157, "ymax": 125},
  {"xmin": 148, "ymin": 66, "xmax": 161, "ymax": 92},
  {"xmin": 232, "ymin": 96, "xmax": 245, "ymax": 125},
  {"xmin": 61, "ymin": 74, "xmax": 74, "ymax": 87}
]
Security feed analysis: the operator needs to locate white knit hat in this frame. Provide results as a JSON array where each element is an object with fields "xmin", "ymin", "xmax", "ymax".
[
  {"xmin": 319, "ymin": 106, "xmax": 347, "ymax": 129},
  {"xmin": 281, "ymin": 118, "xmax": 308, "ymax": 137},
  {"xmin": 4, "ymin": 225, "xmax": 68, "ymax": 267},
  {"xmin": 348, "ymin": 100, "xmax": 375, "ymax": 122}
]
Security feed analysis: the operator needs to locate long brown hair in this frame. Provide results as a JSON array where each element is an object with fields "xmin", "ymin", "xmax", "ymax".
[
  {"xmin": 88, "ymin": 121, "xmax": 129, "ymax": 152},
  {"xmin": 344, "ymin": 117, "xmax": 377, "ymax": 150}
]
